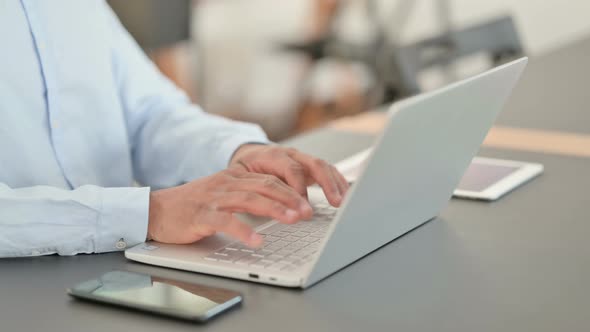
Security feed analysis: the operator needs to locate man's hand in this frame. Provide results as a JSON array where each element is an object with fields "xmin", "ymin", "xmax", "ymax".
[
  {"xmin": 230, "ymin": 145, "xmax": 349, "ymax": 207},
  {"xmin": 148, "ymin": 167, "xmax": 313, "ymax": 247},
  {"xmin": 147, "ymin": 145, "xmax": 349, "ymax": 247}
]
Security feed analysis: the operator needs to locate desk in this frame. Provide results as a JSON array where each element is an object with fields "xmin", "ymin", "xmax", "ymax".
[{"xmin": 2, "ymin": 38, "xmax": 590, "ymax": 332}]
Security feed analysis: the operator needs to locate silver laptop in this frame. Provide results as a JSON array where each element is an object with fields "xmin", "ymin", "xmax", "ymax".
[{"xmin": 126, "ymin": 58, "xmax": 528, "ymax": 288}]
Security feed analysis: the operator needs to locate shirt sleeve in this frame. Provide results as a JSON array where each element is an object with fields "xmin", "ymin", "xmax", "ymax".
[
  {"xmin": 0, "ymin": 183, "xmax": 149, "ymax": 258},
  {"xmin": 104, "ymin": 3, "xmax": 270, "ymax": 189}
]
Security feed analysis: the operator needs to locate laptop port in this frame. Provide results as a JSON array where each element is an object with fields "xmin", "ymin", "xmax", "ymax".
[{"xmin": 248, "ymin": 273, "xmax": 259, "ymax": 279}]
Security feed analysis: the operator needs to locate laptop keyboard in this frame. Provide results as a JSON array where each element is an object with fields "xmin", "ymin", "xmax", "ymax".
[{"xmin": 204, "ymin": 201, "xmax": 337, "ymax": 272}]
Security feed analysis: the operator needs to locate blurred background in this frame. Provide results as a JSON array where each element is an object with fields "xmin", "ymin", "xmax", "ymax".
[{"xmin": 108, "ymin": 0, "xmax": 590, "ymax": 141}]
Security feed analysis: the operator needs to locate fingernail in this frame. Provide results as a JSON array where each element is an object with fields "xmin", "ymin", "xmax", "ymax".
[
  {"xmin": 249, "ymin": 233, "xmax": 263, "ymax": 247},
  {"xmin": 285, "ymin": 209, "xmax": 299, "ymax": 221}
]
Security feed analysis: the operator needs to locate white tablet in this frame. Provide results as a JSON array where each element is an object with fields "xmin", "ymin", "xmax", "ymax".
[
  {"xmin": 454, "ymin": 157, "xmax": 544, "ymax": 201},
  {"xmin": 336, "ymin": 150, "xmax": 544, "ymax": 202}
]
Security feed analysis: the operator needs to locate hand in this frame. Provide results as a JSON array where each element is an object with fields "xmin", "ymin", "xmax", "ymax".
[
  {"xmin": 230, "ymin": 144, "xmax": 349, "ymax": 207},
  {"xmin": 147, "ymin": 168, "xmax": 314, "ymax": 247}
]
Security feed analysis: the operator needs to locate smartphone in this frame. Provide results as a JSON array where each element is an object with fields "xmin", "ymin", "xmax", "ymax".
[
  {"xmin": 67, "ymin": 270, "xmax": 242, "ymax": 322},
  {"xmin": 454, "ymin": 157, "xmax": 544, "ymax": 201}
]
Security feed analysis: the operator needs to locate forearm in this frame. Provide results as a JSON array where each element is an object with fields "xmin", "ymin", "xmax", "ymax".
[
  {"xmin": 0, "ymin": 183, "xmax": 149, "ymax": 257},
  {"xmin": 104, "ymin": 2, "xmax": 269, "ymax": 188},
  {"xmin": 132, "ymin": 106, "xmax": 270, "ymax": 189}
]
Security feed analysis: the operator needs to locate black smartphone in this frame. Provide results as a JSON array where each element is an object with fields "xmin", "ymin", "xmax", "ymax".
[{"xmin": 67, "ymin": 270, "xmax": 242, "ymax": 322}]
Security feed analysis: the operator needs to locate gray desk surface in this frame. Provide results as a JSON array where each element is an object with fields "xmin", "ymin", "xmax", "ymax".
[{"xmin": 2, "ymin": 38, "xmax": 590, "ymax": 332}]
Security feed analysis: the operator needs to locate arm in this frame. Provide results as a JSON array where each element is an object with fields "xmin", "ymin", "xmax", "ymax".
[
  {"xmin": 0, "ymin": 183, "xmax": 148, "ymax": 257},
  {"xmin": 98, "ymin": 3, "xmax": 349, "ymax": 248},
  {"xmin": 104, "ymin": 3, "xmax": 269, "ymax": 189}
]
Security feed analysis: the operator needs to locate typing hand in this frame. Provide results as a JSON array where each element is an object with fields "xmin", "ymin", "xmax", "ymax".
[
  {"xmin": 147, "ymin": 146, "xmax": 348, "ymax": 247},
  {"xmin": 229, "ymin": 144, "xmax": 349, "ymax": 207},
  {"xmin": 147, "ymin": 167, "xmax": 313, "ymax": 248}
]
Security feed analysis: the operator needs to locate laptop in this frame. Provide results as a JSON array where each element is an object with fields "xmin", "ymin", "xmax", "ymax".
[{"xmin": 126, "ymin": 58, "xmax": 528, "ymax": 288}]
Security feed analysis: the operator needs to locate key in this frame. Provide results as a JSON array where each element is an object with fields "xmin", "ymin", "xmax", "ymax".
[
  {"xmin": 283, "ymin": 235, "xmax": 300, "ymax": 242},
  {"xmin": 290, "ymin": 242, "xmax": 308, "ymax": 249},
  {"xmin": 236, "ymin": 255, "xmax": 260, "ymax": 266},
  {"xmin": 252, "ymin": 249, "xmax": 272, "ymax": 257},
  {"xmin": 257, "ymin": 223, "xmax": 286, "ymax": 235},
  {"xmin": 224, "ymin": 250, "xmax": 248, "ymax": 262},
  {"xmin": 274, "ymin": 231, "xmax": 291, "ymax": 238},
  {"xmin": 299, "ymin": 236, "xmax": 317, "ymax": 243},
  {"xmin": 287, "ymin": 223, "xmax": 305, "ymax": 229},
  {"xmin": 266, "ymin": 254, "xmax": 284, "ymax": 262},
  {"xmin": 280, "ymin": 256, "xmax": 301, "ymax": 264},
  {"xmin": 265, "ymin": 244, "xmax": 283, "ymax": 252},
  {"xmin": 227, "ymin": 242, "xmax": 253, "ymax": 251},
  {"xmin": 264, "ymin": 235, "xmax": 281, "ymax": 243},
  {"xmin": 311, "ymin": 231, "xmax": 326, "ymax": 238},
  {"xmin": 216, "ymin": 248, "xmax": 239, "ymax": 256},
  {"xmin": 298, "ymin": 248, "xmax": 317, "ymax": 256},
  {"xmin": 276, "ymin": 249, "xmax": 295, "ymax": 256},
  {"xmin": 282, "ymin": 244, "xmax": 300, "ymax": 252},
  {"xmin": 250, "ymin": 260, "xmax": 272, "ymax": 269},
  {"xmin": 272, "ymin": 240, "xmax": 290, "ymax": 247},
  {"xmin": 290, "ymin": 251, "xmax": 306, "ymax": 259},
  {"xmin": 263, "ymin": 242, "xmax": 285, "ymax": 250},
  {"xmin": 304, "ymin": 221, "xmax": 324, "ymax": 233}
]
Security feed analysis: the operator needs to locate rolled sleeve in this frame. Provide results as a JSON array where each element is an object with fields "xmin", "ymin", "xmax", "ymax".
[{"xmin": 214, "ymin": 125, "xmax": 271, "ymax": 172}]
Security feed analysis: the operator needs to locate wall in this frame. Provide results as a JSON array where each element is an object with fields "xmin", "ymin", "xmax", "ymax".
[
  {"xmin": 192, "ymin": 0, "xmax": 590, "ymax": 135},
  {"xmin": 353, "ymin": 0, "xmax": 590, "ymax": 55}
]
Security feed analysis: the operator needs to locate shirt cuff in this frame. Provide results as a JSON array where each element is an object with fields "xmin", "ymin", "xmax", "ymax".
[
  {"xmin": 96, "ymin": 187, "xmax": 150, "ymax": 253},
  {"xmin": 215, "ymin": 128, "xmax": 271, "ymax": 171}
]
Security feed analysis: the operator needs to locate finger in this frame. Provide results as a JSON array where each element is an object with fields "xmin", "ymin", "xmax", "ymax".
[
  {"xmin": 290, "ymin": 152, "xmax": 343, "ymax": 206},
  {"xmin": 217, "ymin": 215, "xmax": 263, "ymax": 248},
  {"xmin": 242, "ymin": 150, "xmax": 309, "ymax": 199},
  {"xmin": 330, "ymin": 165, "xmax": 350, "ymax": 196},
  {"xmin": 273, "ymin": 158, "xmax": 309, "ymax": 199},
  {"xmin": 216, "ymin": 192, "xmax": 301, "ymax": 224},
  {"xmin": 226, "ymin": 174, "xmax": 313, "ymax": 219}
]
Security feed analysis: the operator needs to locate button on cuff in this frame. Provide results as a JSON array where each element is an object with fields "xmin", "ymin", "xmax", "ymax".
[{"xmin": 115, "ymin": 238, "xmax": 127, "ymax": 250}]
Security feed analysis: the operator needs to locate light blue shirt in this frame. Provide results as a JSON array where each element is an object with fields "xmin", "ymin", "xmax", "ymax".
[{"xmin": 0, "ymin": 1, "xmax": 268, "ymax": 257}]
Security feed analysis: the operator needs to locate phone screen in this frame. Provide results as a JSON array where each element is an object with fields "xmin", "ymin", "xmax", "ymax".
[
  {"xmin": 457, "ymin": 161, "xmax": 520, "ymax": 192},
  {"xmin": 69, "ymin": 271, "xmax": 241, "ymax": 320}
]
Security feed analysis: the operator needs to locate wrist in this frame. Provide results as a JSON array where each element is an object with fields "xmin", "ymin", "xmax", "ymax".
[
  {"xmin": 230, "ymin": 143, "xmax": 267, "ymax": 165},
  {"xmin": 147, "ymin": 191, "xmax": 161, "ymax": 241}
]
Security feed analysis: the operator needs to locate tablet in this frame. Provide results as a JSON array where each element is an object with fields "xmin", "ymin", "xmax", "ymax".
[
  {"xmin": 336, "ymin": 150, "xmax": 544, "ymax": 202},
  {"xmin": 454, "ymin": 157, "xmax": 544, "ymax": 201}
]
